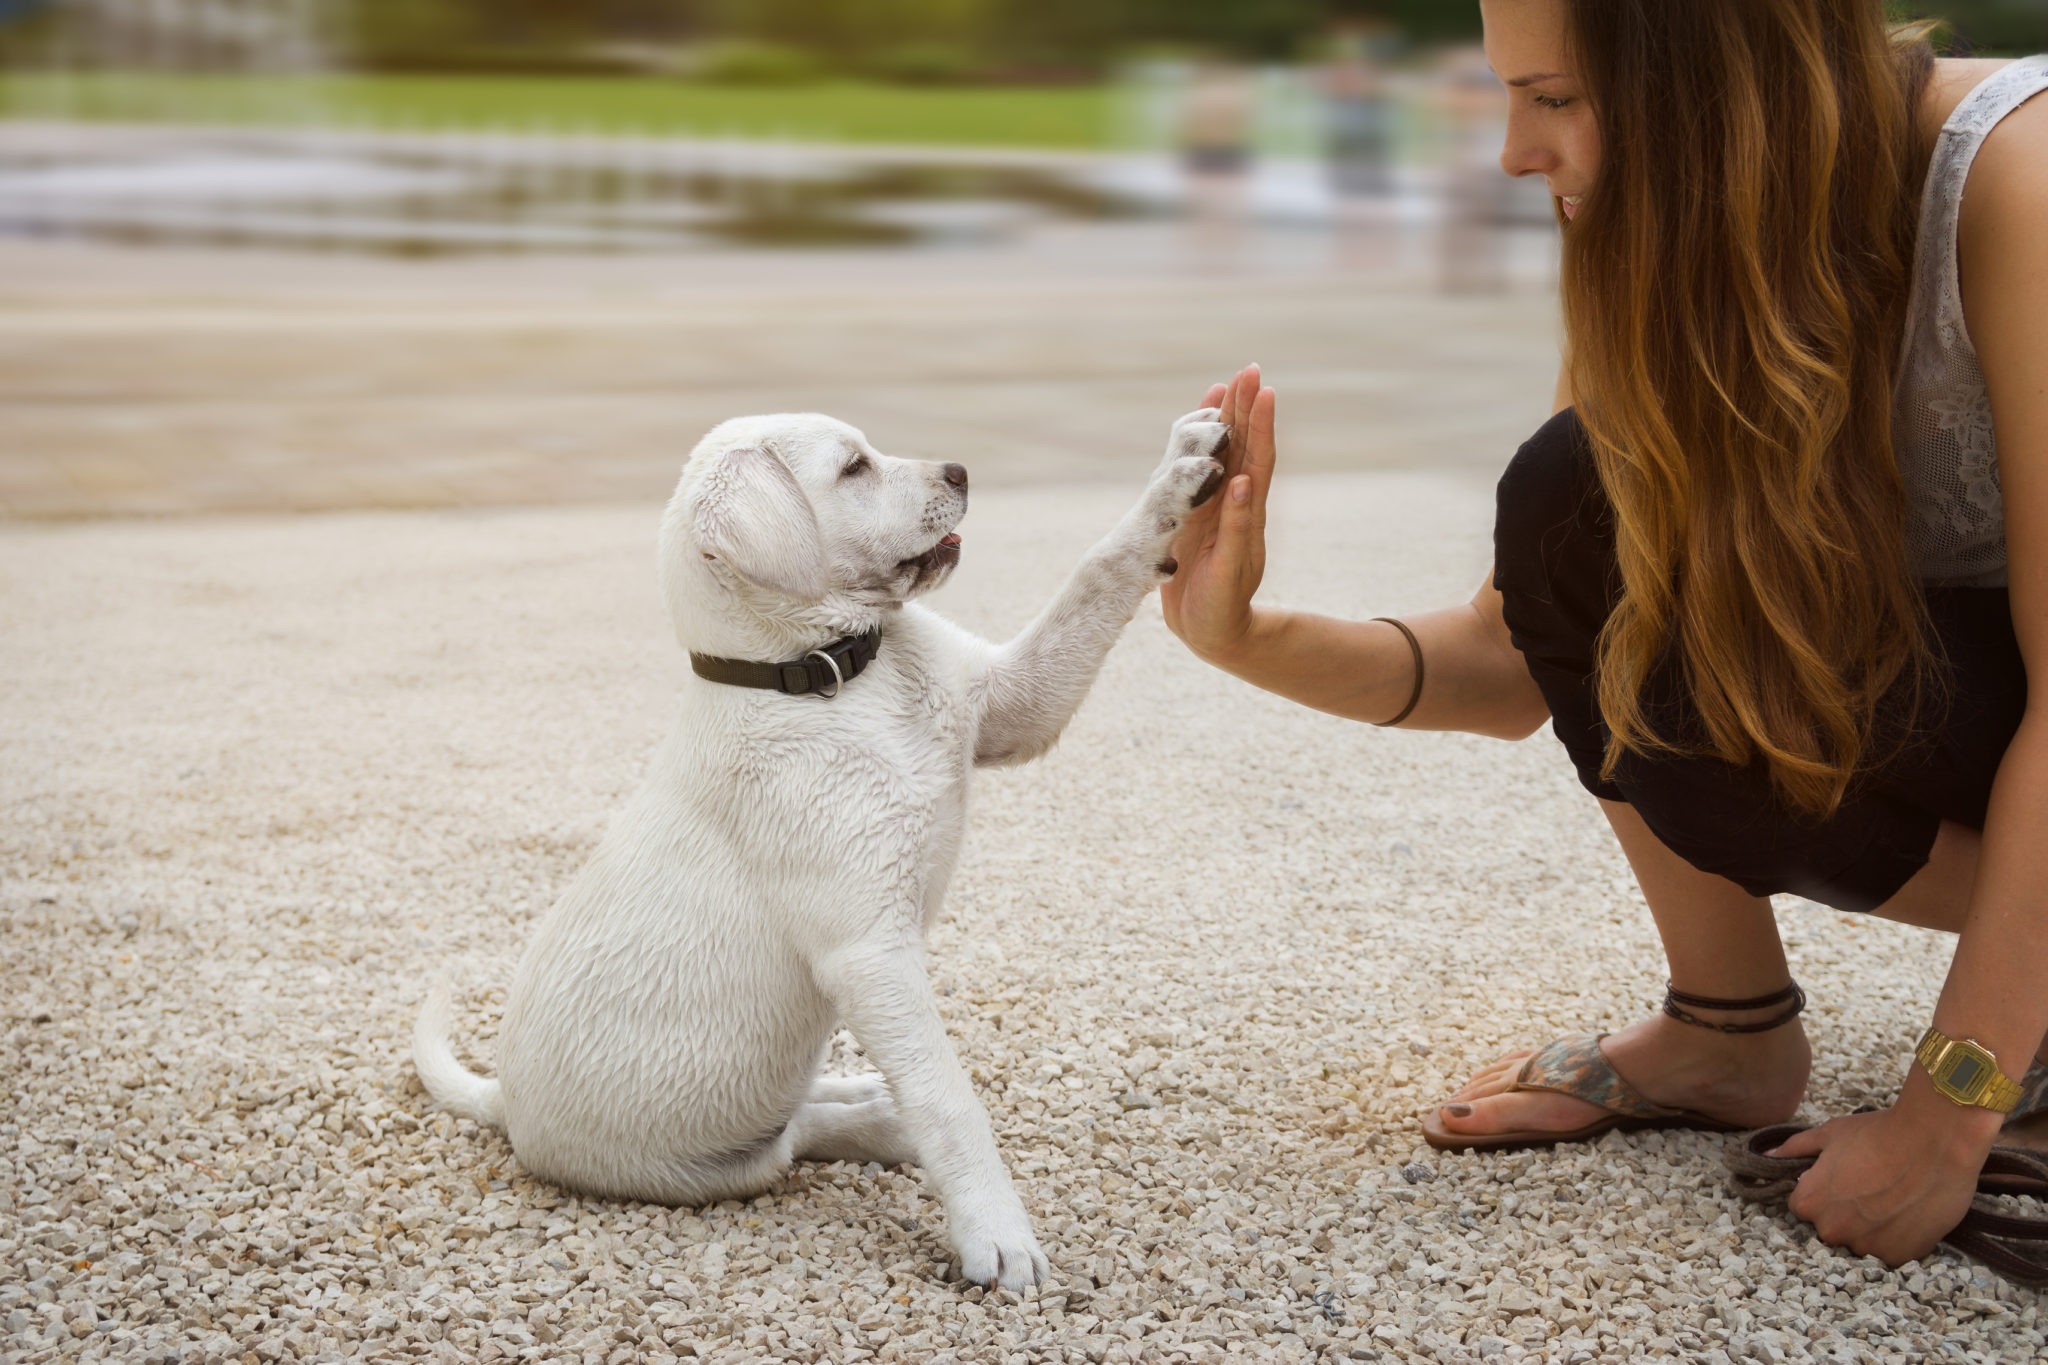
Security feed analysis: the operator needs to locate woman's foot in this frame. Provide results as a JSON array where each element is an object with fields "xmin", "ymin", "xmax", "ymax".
[{"xmin": 1433, "ymin": 1006, "xmax": 1811, "ymax": 1142}]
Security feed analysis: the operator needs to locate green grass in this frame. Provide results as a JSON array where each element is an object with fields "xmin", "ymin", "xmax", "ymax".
[{"xmin": 0, "ymin": 72, "xmax": 1119, "ymax": 150}]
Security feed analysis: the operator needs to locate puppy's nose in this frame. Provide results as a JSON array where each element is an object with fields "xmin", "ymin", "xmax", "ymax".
[{"xmin": 941, "ymin": 463, "xmax": 969, "ymax": 490}]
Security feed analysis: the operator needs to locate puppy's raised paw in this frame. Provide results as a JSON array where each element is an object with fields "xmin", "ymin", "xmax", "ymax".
[
  {"xmin": 1167, "ymin": 410, "xmax": 1231, "ymax": 466},
  {"xmin": 1153, "ymin": 449, "xmax": 1227, "ymax": 528}
]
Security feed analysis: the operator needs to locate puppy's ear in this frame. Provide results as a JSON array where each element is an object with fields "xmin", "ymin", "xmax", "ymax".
[{"xmin": 691, "ymin": 445, "xmax": 830, "ymax": 603}]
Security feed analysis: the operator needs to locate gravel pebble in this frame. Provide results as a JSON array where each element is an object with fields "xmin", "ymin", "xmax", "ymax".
[{"xmin": 4, "ymin": 475, "xmax": 2044, "ymax": 1362}]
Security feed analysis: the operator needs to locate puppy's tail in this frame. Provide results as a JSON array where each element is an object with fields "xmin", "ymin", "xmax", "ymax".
[{"xmin": 412, "ymin": 978, "xmax": 506, "ymax": 1129}]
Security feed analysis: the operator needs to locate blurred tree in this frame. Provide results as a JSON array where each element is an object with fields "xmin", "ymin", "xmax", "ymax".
[
  {"xmin": 1327, "ymin": 0, "xmax": 1481, "ymax": 44},
  {"xmin": 324, "ymin": 0, "xmax": 2048, "ymax": 79},
  {"xmin": 1906, "ymin": 0, "xmax": 2047, "ymax": 51},
  {"xmin": 714, "ymin": 0, "xmax": 988, "ymax": 55},
  {"xmin": 984, "ymin": 0, "xmax": 1125, "ymax": 70},
  {"xmin": 1119, "ymin": 0, "xmax": 1325, "ymax": 58},
  {"xmin": 351, "ymin": 0, "xmax": 474, "ymax": 64},
  {"xmin": 351, "ymin": 0, "xmax": 708, "ymax": 69}
]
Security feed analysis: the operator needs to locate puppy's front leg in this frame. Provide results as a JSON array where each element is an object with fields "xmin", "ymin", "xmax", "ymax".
[
  {"xmin": 812, "ymin": 942, "xmax": 1049, "ymax": 1291},
  {"xmin": 970, "ymin": 409, "xmax": 1229, "ymax": 766}
]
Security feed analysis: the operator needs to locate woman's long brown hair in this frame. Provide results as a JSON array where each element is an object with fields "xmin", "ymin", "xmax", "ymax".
[{"xmin": 1561, "ymin": 0, "xmax": 1937, "ymax": 815}]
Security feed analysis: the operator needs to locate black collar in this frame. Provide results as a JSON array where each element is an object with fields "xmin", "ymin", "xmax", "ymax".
[{"xmin": 689, "ymin": 628, "xmax": 881, "ymax": 699}]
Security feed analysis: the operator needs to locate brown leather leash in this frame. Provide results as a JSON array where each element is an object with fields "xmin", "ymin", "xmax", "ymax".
[{"xmin": 1727, "ymin": 1123, "xmax": 2048, "ymax": 1289}]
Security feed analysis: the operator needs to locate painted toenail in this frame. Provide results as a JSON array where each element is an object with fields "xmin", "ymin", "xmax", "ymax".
[{"xmin": 1441, "ymin": 1103, "xmax": 1472, "ymax": 1118}]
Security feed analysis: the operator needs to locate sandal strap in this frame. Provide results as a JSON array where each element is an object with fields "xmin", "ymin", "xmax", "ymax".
[
  {"xmin": 1510, "ymin": 1033, "xmax": 1684, "ymax": 1121},
  {"xmin": 1663, "ymin": 981, "xmax": 1806, "ymax": 1034}
]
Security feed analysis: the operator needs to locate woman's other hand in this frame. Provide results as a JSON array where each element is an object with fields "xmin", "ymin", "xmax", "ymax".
[
  {"xmin": 1770, "ymin": 1091, "xmax": 2000, "ymax": 1266},
  {"xmin": 1161, "ymin": 363, "xmax": 1277, "ymax": 663}
]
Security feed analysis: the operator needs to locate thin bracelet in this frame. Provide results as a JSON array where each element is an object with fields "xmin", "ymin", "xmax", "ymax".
[{"xmin": 1370, "ymin": 617, "xmax": 1424, "ymax": 728}]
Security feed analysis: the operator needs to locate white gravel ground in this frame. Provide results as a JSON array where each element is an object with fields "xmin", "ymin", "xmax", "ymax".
[{"xmin": 3, "ymin": 471, "xmax": 2041, "ymax": 1364}]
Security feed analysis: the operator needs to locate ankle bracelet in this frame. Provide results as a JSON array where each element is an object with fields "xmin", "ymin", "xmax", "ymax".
[{"xmin": 1662, "ymin": 980, "xmax": 1806, "ymax": 1034}]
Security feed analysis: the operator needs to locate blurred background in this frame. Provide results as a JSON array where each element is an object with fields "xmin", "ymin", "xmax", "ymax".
[{"xmin": 0, "ymin": 0, "xmax": 2042, "ymax": 518}]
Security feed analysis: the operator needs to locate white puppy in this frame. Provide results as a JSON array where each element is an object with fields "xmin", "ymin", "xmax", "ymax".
[{"xmin": 414, "ymin": 408, "xmax": 1228, "ymax": 1290}]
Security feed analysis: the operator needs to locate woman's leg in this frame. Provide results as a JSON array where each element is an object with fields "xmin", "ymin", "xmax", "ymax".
[
  {"xmin": 1870, "ymin": 819, "xmax": 1977, "ymax": 931},
  {"xmin": 1433, "ymin": 798, "xmax": 1811, "ymax": 1139},
  {"xmin": 1436, "ymin": 812, "xmax": 2048, "ymax": 1141}
]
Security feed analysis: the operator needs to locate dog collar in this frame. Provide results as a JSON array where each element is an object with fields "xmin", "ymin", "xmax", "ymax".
[{"xmin": 689, "ymin": 628, "xmax": 881, "ymax": 700}]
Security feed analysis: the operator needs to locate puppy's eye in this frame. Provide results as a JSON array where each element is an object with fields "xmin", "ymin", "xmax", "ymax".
[{"xmin": 841, "ymin": 455, "xmax": 870, "ymax": 478}]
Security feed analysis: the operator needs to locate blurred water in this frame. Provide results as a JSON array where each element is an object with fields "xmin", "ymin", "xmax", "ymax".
[
  {"xmin": 0, "ymin": 124, "xmax": 1162, "ymax": 254},
  {"xmin": 0, "ymin": 119, "xmax": 1554, "ymax": 264},
  {"xmin": 0, "ymin": 28, "xmax": 1555, "ymax": 267}
]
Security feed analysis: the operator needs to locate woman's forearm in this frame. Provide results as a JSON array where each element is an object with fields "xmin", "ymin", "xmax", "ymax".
[
  {"xmin": 1929, "ymin": 710, "xmax": 2048, "ymax": 1083},
  {"xmin": 1195, "ymin": 579, "xmax": 1550, "ymax": 739}
]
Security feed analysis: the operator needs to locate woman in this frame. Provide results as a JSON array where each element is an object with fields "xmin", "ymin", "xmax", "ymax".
[{"xmin": 1165, "ymin": 0, "xmax": 2048, "ymax": 1268}]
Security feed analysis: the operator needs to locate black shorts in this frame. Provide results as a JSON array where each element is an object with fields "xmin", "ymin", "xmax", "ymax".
[{"xmin": 1493, "ymin": 408, "xmax": 2027, "ymax": 913}]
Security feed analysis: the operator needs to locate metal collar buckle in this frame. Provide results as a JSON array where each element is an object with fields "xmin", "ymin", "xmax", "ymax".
[{"xmin": 803, "ymin": 648, "xmax": 846, "ymax": 700}]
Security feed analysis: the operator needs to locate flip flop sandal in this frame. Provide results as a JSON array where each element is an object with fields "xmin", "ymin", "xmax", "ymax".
[
  {"xmin": 1725, "ymin": 1125, "xmax": 2048, "ymax": 1289},
  {"xmin": 1420, "ymin": 1033, "xmax": 1748, "ymax": 1154}
]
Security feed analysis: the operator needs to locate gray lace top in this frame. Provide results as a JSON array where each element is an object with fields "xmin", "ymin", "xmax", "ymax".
[{"xmin": 1895, "ymin": 54, "xmax": 2048, "ymax": 588}]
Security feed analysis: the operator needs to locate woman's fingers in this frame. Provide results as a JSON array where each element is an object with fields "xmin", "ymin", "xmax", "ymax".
[
  {"xmin": 1212, "ymin": 475, "xmax": 1255, "ymax": 582},
  {"xmin": 1230, "ymin": 364, "xmax": 1259, "ymax": 431},
  {"xmin": 1177, "ymin": 366, "xmax": 1264, "ymax": 557},
  {"xmin": 1766, "ymin": 1122, "xmax": 1834, "ymax": 1160},
  {"xmin": 1217, "ymin": 364, "xmax": 1260, "ymax": 481},
  {"xmin": 1239, "ymin": 384, "xmax": 1277, "ymax": 535},
  {"xmin": 1206, "ymin": 375, "xmax": 1273, "ymax": 581},
  {"xmin": 1175, "ymin": 381, "xmax": 1237, "ymax": 553}
]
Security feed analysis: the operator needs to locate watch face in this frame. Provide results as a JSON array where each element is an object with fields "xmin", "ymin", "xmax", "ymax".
[{"xmin": 1948, "ymin": 1053, "xmax": 1986, "ymax": 1094}]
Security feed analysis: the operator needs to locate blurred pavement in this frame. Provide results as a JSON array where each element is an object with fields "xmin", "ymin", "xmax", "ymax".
[{"xmin": 0, "ymin": 225, "xmax": 1560, "ymax": 519}]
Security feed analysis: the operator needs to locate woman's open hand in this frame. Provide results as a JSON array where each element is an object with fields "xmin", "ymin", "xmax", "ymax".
[{"xmin": 1160, "ymin": 364, "xmax": 1277, "ymax": 663}]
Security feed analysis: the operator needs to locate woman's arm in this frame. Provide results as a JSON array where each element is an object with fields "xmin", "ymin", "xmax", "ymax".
[
  {"xmin": 1778, "ymin": 92, "xmax": 2048, "ymax": 1265},
  {"xmin": 1923, "ymin": 86, "xmax": 2048, "ymax": 1133},
  {"xmin": 1197, "ymin": 586, "xmax": 1550, "ymax": 739},
  {"xmin": 1161, "ymin": 365, "xmax": 1550, "ymax": 740}
]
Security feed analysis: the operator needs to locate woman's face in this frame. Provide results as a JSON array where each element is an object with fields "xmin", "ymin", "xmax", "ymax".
[{"xmin": 1480, "ymin": 0, "xmax": 1603, "ymax": 218}]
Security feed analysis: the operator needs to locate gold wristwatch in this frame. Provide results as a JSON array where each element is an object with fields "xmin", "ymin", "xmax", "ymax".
[{"xmin": 1915, "ymin": 1026, "xmax": 2024, "ymax": 1113}]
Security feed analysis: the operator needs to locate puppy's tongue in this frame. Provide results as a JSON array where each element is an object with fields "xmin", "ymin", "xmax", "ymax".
[{"xmin": 941, "ymin": 533, "xmax": 961, "ymax": 547}]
